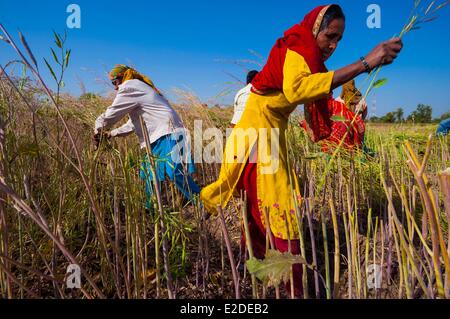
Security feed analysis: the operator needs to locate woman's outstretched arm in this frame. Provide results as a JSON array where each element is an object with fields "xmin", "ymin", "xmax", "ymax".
[{"xmin": 331, "ymin": 37, "xmax": 403, "ymax": 90}]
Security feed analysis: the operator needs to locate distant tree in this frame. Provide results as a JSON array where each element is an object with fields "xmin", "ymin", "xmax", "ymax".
[
  {"xmin": 407, "ymin": 104, "xmax": 432, "ymax": 123},
  {"xmin": 369, "ymin": 116, "xmax": 380, "ymax": 122},
  {"xmin": 381, "ymin": 112, "xmax": 396, "ymax": 123},
  {"xmin": 79, "ymin": 92, "xmax": 101, "ymax": 102},
  {"xmin": 439, "ymin": 111, "xmax": 450, "ymax": 121},
  {"xmin": 431, "ymin": 111, "xmax": 449, "ymax": 123},
  {"xmin": 394, "ymin": 107, "xmax": 404, "ymax": 123}
]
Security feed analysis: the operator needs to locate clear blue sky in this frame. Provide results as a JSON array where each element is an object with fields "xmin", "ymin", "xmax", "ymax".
[{"xmin": 1, "ymin": 0, "xmax": 449, "ymax": 117}]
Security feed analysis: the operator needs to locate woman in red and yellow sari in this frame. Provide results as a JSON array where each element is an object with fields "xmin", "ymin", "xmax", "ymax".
[
  {"xmin": 201, "ymin": 4, "xmax": 402, "ymax": 297},
  {"xmin": 310, "ymin": 79, "xmax": 368, "ymax": 152}
]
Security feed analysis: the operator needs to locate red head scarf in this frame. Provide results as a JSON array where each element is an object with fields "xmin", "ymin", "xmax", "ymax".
[{"xmin": 251, "ymin": 5, "xmax": 337, "ymax": 142}]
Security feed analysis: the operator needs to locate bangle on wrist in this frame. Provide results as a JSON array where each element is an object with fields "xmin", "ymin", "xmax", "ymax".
[{"xmin": 360, "ymin": 56, "xmax": 371, "ymax": 73}]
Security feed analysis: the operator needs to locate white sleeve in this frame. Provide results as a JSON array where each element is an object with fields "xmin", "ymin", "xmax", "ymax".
[
  {"xmin": 231, "ymin": 92, "xmax": 241, "ymax": 125},
  {"xmin": 110, "ymin": 118, "xmax": 135, "ymax": 137},
  {"xmin": 94, "ymin": 86, "xmax": 139, "ymax": 134},
  {"xmin": 233, "ymin": 90, "xmax": 240, "ymax": 108}
]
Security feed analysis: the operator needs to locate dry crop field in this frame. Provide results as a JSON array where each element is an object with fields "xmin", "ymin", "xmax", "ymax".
[
  {"xmin": 0, "ymin": 0, "xmax": 449, "ymax": 298},
  {"xmin": 0, "ymin": 73, "xmax": 448, "ymax": 299}
]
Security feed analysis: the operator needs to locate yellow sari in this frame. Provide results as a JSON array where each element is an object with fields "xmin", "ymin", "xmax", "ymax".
[{"xmin": 200, "ymin": 50, "xmax": 334, "ymax": 240}]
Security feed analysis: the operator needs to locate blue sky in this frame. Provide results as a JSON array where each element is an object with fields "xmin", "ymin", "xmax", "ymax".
[{"xmin": 0, "ymin": 0, "xmax": 449, "ymax": 117}]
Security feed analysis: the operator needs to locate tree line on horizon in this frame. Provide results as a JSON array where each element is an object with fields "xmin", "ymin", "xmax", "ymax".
[{"xmin": 369, "ymin": 104, "xmax": 449, "ymax": 124}]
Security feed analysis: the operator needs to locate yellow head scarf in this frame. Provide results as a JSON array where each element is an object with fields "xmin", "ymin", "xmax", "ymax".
[
  {"xmin": 340, "ymin": 80, "xmax": 362, "ymax": 113},
  {"xmin": 109, "ymin": 64, "xmax": 163, "ymax": 96}
]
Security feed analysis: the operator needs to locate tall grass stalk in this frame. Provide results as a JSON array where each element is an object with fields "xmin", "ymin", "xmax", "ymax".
[
  {"xmin": 241, "ymin": 193, "xmax": 258, "ymax": 299},
  {"xmin": 139, "ymin": 116, "xmax": 174, "ymax": 298},
  {"xmin": 218, "ymin": 206, "xmax": 241, "ymax": 299}
]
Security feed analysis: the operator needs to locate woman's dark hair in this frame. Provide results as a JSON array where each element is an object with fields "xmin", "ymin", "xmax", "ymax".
[
  {"xmin": 319, "ymin": 5, "xmax": 345, "ymax": 32},
  {"xmin": 246, "ymin": 70, "xmax": 259, "ymax": 84}
]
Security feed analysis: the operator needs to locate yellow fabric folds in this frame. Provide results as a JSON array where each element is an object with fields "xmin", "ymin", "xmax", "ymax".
[
  {"xmin": 283, "ymin": 49, "xmax": 334, "ymax": 105},
  {"xmin": 200, "ymin": 52, "xmax": 333, "ymax": 240}
]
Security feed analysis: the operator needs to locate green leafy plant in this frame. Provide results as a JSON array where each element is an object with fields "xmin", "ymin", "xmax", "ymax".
[
  {"xmin": 43, "ymin": 31, "xmax": 71, "ymax": 101},
  {"xmin": 246, "ymin": 250, "xmax": 307, "ymax": 287}
]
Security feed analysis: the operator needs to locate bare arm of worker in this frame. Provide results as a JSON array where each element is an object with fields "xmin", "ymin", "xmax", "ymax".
[
  {"xmin": 94, "ymin": 86, "xmax": 139, "ymax": 134},
  {"xmin": 110, "ymin": 118, "xmax": 135, "ymax": 137},
  {"xmin": 331, "ymin": 38, "xmax": 403, "ymax": 90}
]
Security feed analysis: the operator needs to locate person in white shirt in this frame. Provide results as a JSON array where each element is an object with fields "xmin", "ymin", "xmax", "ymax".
[
  {"xmin": 94, "ymin": 65, "xmax": 200, "ymax": 205},
  {"xmin": 230, "ymin": 70, "xmax": 259, "ymax": 127}
]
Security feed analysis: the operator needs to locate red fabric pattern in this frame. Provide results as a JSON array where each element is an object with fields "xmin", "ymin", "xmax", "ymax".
[
  {"xmin": 301, "ymin": 98, "xmax": 365, "ymax": 151},
  {"xmin": 322, "ymin": 99, "xmax": 365, "ymax": 151}
]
